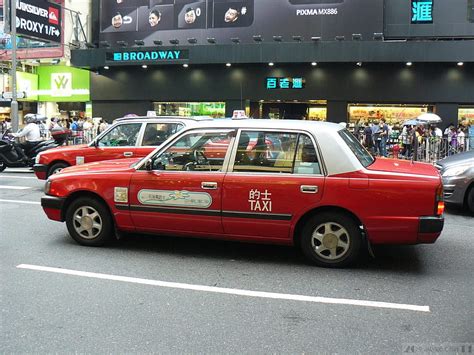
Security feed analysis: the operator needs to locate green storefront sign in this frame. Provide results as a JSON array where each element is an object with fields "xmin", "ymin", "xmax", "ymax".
[{"xmin": 37, "ymin": 66, "xmax": 90, "ymax": 102}]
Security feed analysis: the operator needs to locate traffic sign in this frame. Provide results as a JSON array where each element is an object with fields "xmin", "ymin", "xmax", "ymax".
[{"xmin": 2, "ymin": 91, "xmax": 27, "ymax": 99}]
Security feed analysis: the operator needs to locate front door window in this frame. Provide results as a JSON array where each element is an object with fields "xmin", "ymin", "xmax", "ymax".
[{"xmin": 152, "ymin": 129, "xmax": 235, "ymax": 171}]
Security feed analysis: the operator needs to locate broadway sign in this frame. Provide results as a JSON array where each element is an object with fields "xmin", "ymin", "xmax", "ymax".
[{"xmin": 14, "ymin": 0, "xmax": 62, "ymax": 43}]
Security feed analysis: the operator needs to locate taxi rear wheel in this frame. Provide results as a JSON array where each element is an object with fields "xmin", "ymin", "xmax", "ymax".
[
  {"xmin": 300, "ymin": 212, "xmax": 362, "ymax": 268},
  {"xmin": 48, "ymin": 162, "xmax": 68, "ymax": 177},
  {"xmin": 66, "ymin": 197, "xmax": 113, "ymax": 246}
]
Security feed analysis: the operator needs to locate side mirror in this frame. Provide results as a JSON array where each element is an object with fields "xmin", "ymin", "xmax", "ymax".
[
  {"xmin": 145, "ymin": 159, "xmax": 153, "ymax": 171},
  {"xmin": 92, "ymin": 139, "xmax": 98, "ymax": 148}
]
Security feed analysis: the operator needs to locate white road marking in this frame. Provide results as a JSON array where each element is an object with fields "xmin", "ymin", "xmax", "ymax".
[
  {"xmin": 0, "ymin": 169, "xmax": 33, "ymax": 173},
  {"xmin": 0, "ymin": 199, "xmax": 40, "ymax": 205},
  {"xmin": 0, "ymin": 185, "xmax": 31, "ymax": 190},
  {"xmin": 17, "ymin": 264, "xmax": 430, "ymax": 313},
  {"xmin": 0, "ymin": 175, "xmax": 37, "ymax": 179}
]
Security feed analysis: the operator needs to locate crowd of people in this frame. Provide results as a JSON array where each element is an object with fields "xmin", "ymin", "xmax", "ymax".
[
  {"xmin": 355, "ymin": 119, "xmax": 473, "ymax": 161},
  {"xmin": 1, "ymin": 116, "xmax": 109, "ymax": 145}
]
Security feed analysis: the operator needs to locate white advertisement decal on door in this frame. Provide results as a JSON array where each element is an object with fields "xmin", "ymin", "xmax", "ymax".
[{"xmin": 138, "ymin": 190, "xmax": 212, "ymax": 208}]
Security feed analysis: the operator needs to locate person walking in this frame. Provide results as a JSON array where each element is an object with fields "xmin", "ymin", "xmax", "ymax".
[{"xmin": 379, "ymin": 118, "xmax": 389, "ymax": 157}]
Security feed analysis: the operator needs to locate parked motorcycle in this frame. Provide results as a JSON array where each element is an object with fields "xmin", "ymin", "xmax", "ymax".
[{"xmin": 0, "ymin": 127, "xmax": 71, "ymax": 172}]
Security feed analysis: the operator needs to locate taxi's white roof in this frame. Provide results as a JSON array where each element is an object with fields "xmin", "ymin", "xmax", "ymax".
[
  {"xmin": 114, "ymin": 115, "xmax": 214, "ymax": 123},
  {"xmin": 190, "ymin": 119, "xmax": 344, "ymax": 134}
]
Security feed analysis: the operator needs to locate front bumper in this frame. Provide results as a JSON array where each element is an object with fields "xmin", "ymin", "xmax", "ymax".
[
  {"xmin": 41, "ymin": 195, "xmax": 66, "ymax": 221},
  {"xmin": 441, "ymin": 175, "xmax": 469, "ymax": 206},
  {"xmin": 33, "ymin": 164, "xmax": 48, "ymax": 180},
  {"xmin": 418, "ymin": 216, "xmax": 444, "ymax": 243}
]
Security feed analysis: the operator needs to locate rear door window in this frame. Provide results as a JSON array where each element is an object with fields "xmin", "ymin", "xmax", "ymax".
[
  {"xmin": 141, "ymin": 122, "xmax": 184, "ymax": 146},
  {"xmin": 232, "ymin": 130, "xmax": 322, "ymax": 175}
]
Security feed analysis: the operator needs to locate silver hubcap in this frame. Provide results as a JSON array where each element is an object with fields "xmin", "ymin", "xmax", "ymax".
[
  {"xmin": 52, "ymin": 167, "xmax": 63, "ymax": 175},
  {"xmin": 311, "ymin": 222, "xmax": 350, "ymax": 260},
  {"xmin": 73, "ymin": 206, "xmax": 102, "ymax": 240}
]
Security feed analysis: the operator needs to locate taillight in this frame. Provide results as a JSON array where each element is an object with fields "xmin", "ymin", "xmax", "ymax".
[{"xmin": 435, "ymin": 183, "xmax": 444, "ymax": 216}]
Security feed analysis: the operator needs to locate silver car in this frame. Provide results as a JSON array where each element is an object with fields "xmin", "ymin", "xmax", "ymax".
[{"xmin": 435, "ymin": 150, "xmax": 474, "ymax": 214}]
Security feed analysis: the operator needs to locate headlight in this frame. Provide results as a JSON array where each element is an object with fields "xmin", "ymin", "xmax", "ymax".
[
  {"xmin": 44, "ymin": 180, "xmax": 52, "ymax": 194},
  {"xmin": 35, "ymin": 153, "xmax": 42, "ymax": 164},
  {"xmin": 442, "ymin": 165, "xmax": 470, "ymax": 177}
]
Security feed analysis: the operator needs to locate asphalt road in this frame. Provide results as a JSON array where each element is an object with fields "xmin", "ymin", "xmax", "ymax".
[{"xmin": 1, "ymin": 168, "xmax": 473, "ymax": 354}]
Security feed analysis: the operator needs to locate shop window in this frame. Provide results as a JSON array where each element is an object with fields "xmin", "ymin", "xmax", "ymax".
[
  {"xmin": 458, "ymin": 108, "xmax": 474, "ymax": 126},
  {"xmin": 153, "ymin": 102, "xmax": 225, "ymax": 118},
  {"xmin": 308, "ymin": 107, "xmax": 327, "ymax": 121}
]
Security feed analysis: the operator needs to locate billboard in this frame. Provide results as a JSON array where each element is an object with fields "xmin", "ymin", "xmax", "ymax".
[
  {"xmin": 37, "ymin": 66, "xmax": 90, "ymax": 102},
  {"xmin": 0, "ymin": 0, "xmax": 64, "ymax": 59},
  {"xmin": 99, "ymin": 0, "xmax": 383, "ymax": 45},
  {"xmin": 385, "ymin": 0, "xmax": 474, "ymax": 38}
]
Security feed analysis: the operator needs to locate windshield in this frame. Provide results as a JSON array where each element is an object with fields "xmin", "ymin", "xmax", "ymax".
[{"xmin": 338, "ymin": 129, "xmax": 374, "ymax": 168}]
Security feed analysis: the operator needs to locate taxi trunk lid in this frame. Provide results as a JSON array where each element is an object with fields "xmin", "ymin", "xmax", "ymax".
[{"xmin": 366, "ymin": 158, "xmax": 440, "ymax": 177}]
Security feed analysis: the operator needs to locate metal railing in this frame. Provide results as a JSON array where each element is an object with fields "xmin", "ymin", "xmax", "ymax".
[{"xmin": 388, "ymin": 135, "xmax": 473, "ymax": 162}]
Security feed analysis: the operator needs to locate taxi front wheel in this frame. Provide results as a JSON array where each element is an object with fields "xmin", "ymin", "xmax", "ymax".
[
  {"xmin": 65, "ymin": 197, "xmax": 113, "ymax": 246},
  {"xmin": 48, "ymin": 162, "xmax": 68, "ymax": 177},
  {"xmin": 300, "ymin": 212, "xmax": 362, "ymax": 268}
]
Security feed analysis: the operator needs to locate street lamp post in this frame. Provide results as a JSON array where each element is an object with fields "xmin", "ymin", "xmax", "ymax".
[{"xmin": 10, "ymin": 0, "xmax": 19, "ymax": 132}]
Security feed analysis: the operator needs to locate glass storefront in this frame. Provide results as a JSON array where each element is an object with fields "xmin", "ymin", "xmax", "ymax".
[
  {"xmin": 459, "ymin": 107, "xmax": 474, "ymax": 125},
  {"xmin": 153, "ymin": 102, "xmax": 225, "ymax": 117},
  {"xmin": 308, "ymin": 107, "xmax": 327, "ymax": 121},
  {"xmin": 255, "ymin": 100, "xmax": 327, "ymax": 120},
  {"xmin": 348, "ymin": 104, "xmax": 431, "ymax": 125}
]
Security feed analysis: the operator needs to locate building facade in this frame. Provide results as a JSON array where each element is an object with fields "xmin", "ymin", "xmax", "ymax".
[{"xmin": 70, "ymin": 0, "xmax": 474, "ymax": 129}]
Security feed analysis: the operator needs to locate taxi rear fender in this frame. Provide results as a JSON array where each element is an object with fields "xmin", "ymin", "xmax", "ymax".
[
  {"xmin": 61, "ymin": 191, "xmax": 115, "ymax": 230},
  {"xmin": 292, "ymin": 206, "xmax": 366, "ymax": 246}
]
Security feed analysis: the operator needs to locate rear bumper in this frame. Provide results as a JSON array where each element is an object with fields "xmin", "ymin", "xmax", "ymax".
[
  {"xmin": 417, "ymin": 216, "xmax": 444, "ymax": 243},
  {"xmin": 33, "ymin": 164, "xmax": 48, "ymax": 180},
  {"xmin": 41, "ymin": 195, "xmax": 66, "ymax": 221}
]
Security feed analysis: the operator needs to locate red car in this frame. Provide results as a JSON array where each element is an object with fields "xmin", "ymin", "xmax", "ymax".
[
  {"xmin": 33, "ymin": 116, "xmax": 211, "ymax": 179},
  {"xmin": 41, "ymin": 120, "xmax": 444, "ymax": 267}
]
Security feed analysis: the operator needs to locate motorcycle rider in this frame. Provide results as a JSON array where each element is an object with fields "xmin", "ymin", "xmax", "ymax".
[{"xmin": 12, "ymin": 114, "xmax": 42, "ymax": 157}]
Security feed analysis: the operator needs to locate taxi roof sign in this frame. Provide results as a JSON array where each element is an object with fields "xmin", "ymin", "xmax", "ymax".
[{"xmin": 232, "ymin": 110, "xmax": 248, "ymax": 119}]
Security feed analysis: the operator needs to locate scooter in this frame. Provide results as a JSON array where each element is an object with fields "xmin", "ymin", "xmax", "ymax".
[{"xmin": 0, "ymin": 127, "xmax": 70, "ymax": 172}]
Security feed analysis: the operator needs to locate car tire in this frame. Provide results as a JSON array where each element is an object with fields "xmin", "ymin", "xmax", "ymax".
[
  {"xmin": 65, "ymin": 197, "xmax": 113, "ymax": 246},
  {"xmin": 0, "ymin": 159, "xmax": 6, "ymax": 172},
  {"xmin": 467, "ymin": 186, "xmax": 474, "ymax": 215},
  {"xmin": 300, "ymin": 212, "xmax": 362, "ymax": 268},
  {"xmin": 48, "ymin": 162, "xmax": 68, "ymax": 177}
]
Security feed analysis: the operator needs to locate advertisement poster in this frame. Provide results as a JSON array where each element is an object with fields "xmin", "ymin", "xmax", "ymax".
[
  {"xmin": 385, "ymin": 0, "xmax": 474, "ymax": 38},
  {"xmin": 99, "ymin": 0, "xmax": 383, "ymax": 45}
]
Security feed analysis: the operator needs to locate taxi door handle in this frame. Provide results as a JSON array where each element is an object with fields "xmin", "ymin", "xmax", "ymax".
[
  {"xmin": 301, "ymin": 185, "xmax": 318, "ymax": 194},
  {"xmin": 123, "ymin": 152, "xmax": 134, "ymax": 157},
  {"xmin": 201, "ymin": 182, "xmax": 218, "ymax": 190}
]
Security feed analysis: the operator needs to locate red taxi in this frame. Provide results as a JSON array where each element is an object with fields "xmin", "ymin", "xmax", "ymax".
[
  {"xmin": 33, "ymin": 116, "xmax": 211, "ymax": 179},
  {"xmin": 41, "ymin": 120, "xmax": 444, "ymax": 267}
]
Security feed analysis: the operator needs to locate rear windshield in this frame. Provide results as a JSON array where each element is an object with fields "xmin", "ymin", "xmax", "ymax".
[{"xmin": 338, "ymin": 129, "xmax": 374, "ymax": 168}]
